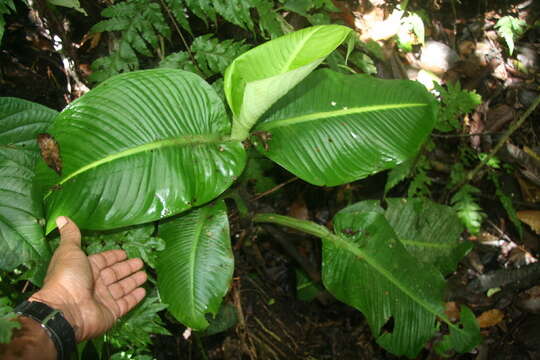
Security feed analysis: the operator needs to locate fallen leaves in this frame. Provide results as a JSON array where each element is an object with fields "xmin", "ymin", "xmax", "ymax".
[
  {"xmin": 517, "ymin": 210, "xmax": 540, "ymax": 234},
  {"xmin": 476, "ymin": 309, "xmax": 504, "ymax": 328}
]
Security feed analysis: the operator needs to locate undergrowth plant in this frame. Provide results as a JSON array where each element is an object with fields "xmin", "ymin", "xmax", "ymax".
[
  {"xmin": 88, "ymin": 0, "xmax": 339, "ymax": 82},
  {"xmin": 0, "ymin": 25, "xmax": 482, "ymax": 357}
]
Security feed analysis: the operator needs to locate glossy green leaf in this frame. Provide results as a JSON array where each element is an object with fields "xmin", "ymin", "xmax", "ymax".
[
  {"xmin": 325, "ymin": 210, "xmax": 478, "ymax": 357},
  {"xmin": 36, "ymin": 69, "xmax": 246, "ymax": 233},
  {"xmin": 253, "ymin": 69, "xmax": 437, "ymax": 186},
  {"xmin": 385, "ymin": 198, "xmax": 472, "ymax": 275},
  {"xmin": 0, "ymin": 97, "xmax": 55, "ymax": 271},
  {"xmin": 0, "ymin": 97, "xmax": 58, "ymax": 152},
  {"xmin": 326, "ymin": 211, "xmax": 443, "ymax": 357},
  {"xmin": 0, "ymin": 147, "xmax": 49, "ymax": 270},
  {"xmin": 156, "ymin": 200, "xmax": 234, "ymax": 330},
  {"xmin": 254, "ymin": 210, "xmax": 481, "ymax": 357},
  {"xmin": 435, "ymin": 306, "xmax": 481, "ymax": 355},
  {"xmin": 224, "ymin": 25, "xmax": 351, "ymax": 140}
]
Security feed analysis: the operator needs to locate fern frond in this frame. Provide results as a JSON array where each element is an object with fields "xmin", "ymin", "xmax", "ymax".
[
  {"xmin": 407, "ymin": 156, "xmax": 431, "ymax": 198},
  {"xmin": 495, "ymin": 15, "xmax": 527, "ymax": 55},
  {"xmin": 253, "ymin": 0, "xmax": 283, "ymax": 38},
  {"xmin": 184, "ymin": 0, "xmax": 216, "ymax": 25},
  {"xmin": 213, "ymin": 0, "xmax": 255, "ymax": 31},
  {"xmin": 89, "ymin": 40, "xmax": 138, "ymax": 82},
  {"xmin": 192, "ymin": 35, "xmax": 250, "ymax": 77},
  {"xmin": 451, "ymin": 185, "xmax": 485, "ymax": 234},
  {"xmin": 0, "ymin": 299, "xmax": 20, "ymax": 344},
  {"xmin": 91, "ymin": 0, "xmax": 169, "ymax": 58},
  {"xmin": 163, "ymin": 0, "xmax": 191, "ymax": 34},
  {"xmin": 158, "ymin": 51, "xmax": 196, "ymax": 72}
]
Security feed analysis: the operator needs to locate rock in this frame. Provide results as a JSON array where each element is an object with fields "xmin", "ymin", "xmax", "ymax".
[{"xmin": 419, "ymin": 41, "xmax": 459, "ymax": 75}]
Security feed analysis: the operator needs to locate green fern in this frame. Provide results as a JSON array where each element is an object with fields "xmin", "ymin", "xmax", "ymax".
[
  {"xmin": 89, "ymin": 0, "xmax": 169, "ymax": 81},
  {"xmin": 434, "ymin": 81, "xmax": 482, "ymax": 133},
  {"xmin": 407, "ymin": 156, "xmax": 432, "ymax": 198},
  {"xmin": 106, "ymin": 292, "xmax": 170, "ymax": 358},
  {"xmin": 495, "ymin": 15, "xmax": 527, "ymax": 55},
  {"xmin": 282, "ymin": 0, "xmax": 338, "ymax": 25},
  {"xmin": 451, "ymin": 185, "xmax": 485, "ymax": 235},
  {"xmin": 159, "ymin": 34, "xmax": 250, "ymax": 78},
  {"xmin": 0, "ymin": 298, "xmax": 20, "ymax": 344},
  {"xmin": 192, "ymin": 35, "xmax": 251, "ymax": 76}
]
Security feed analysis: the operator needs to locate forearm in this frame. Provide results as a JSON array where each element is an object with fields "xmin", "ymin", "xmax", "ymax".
[{"xmin": 0, "ymin": 316, "xmax": 57, "ymax": 360}]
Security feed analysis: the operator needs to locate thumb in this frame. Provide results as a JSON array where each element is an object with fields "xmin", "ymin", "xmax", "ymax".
[{"xmin": 56, "ymin": 216, "xmax": 81, "ymax": 247}]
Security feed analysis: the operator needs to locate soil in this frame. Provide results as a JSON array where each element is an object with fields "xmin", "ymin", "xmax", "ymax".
[{"xmin": 2, "ymin": 1, "xmax": 540, "ymax": 359}]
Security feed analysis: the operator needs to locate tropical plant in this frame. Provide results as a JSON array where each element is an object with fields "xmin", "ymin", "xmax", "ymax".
[
  {"xmin": 0, "ymin": 25, "xmax": 481, "ymax": 357},
  {"xmin": 495, "ymin": 15, "xmax": 527, "ymax": 55}
]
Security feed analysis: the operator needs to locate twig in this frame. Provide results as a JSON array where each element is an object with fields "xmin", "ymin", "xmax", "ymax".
[
  {"xmin": 251, "ymin": 177, "xmax": 298, "ymax": 201},
  {"xmin": 157, "ymin": 0, "xmax": 198, "ymax": 69},
  {"xmin": 452, "ymin": 93, "xmax": 540, "ymax": 192},
  {"xmin": 432, "ymin": 131, "xmax": 502, "ymax": 138}
]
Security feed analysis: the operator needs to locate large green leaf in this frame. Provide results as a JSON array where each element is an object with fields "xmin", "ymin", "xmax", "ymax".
[
  {"xmin": 385, "ymin": 198, "xmax": 472, "ymax": 276},
  {"xmin": 156, "ymin": 200, "xmax": 234, "ymax": 330},
  {"xmin": 342, "ymin": 199, "xmax": 471, "ymax": 275},
  {"xmin": 254, "ymin": 209, "xmax": 480, "ymax": 357},
  {"xmin": 224, "ymin": 25, "xmax": 351, "ymax": 140},
  {"xmin": 325, "ymin": 210, "xmax": 479, "ymax": 357},
  {"xmin": 252, "ymin": 70, "xmax": 437, "ymax": 186},
  {"xmin": 0, "ymin": 147, "xmax": 49, "ymax": 270},
  {"xmin": 36, "ymin": 69, "xmax": 246, "ymax": 233},
  {"xmin": 0, "ymin": 97, "xmax": 56, "ymax": 271},
  {"xmin": 0, "ymin": 97, "xmax": 58, "ymax": 152}
]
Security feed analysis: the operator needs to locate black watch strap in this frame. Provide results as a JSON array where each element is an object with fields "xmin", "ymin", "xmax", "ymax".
[{"xmin": 14, "ymin": 300, "xmax": 76, "ymax": 360}]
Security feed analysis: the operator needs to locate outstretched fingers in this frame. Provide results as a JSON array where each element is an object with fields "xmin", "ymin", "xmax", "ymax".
[
  {"xmin": 89, "ymin": 250, "xmax": 127, "ymax": 270},
  {"xmin": 97, "ymin": 257, "xmax": 143, "ymax": 285},
  {"xmin": 108, "ymin": 271, "xmax": 147, "ymax": 300},
  {"xmin": 116, "ymin": 287, "xmax": 146, "ymax": 317}
]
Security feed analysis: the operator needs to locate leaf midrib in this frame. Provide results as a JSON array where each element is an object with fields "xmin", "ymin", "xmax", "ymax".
[
  {"xmin": 44, "ymin": 133, "xmax": 228, "ymax": 199},
  {"xmin": 400, "ymin": 238, "xmax": 454, "ymax": 249},
  {"xmin": 188, "ymin": 208, "xmax": 207, "ymax": 323},
  {"xmin": 256, "ymin": 103, "xmax": 428, "ymax": 132},
  {"xmin": 327, "ymin": 231, "xmax": 464, "ymax": 334}
]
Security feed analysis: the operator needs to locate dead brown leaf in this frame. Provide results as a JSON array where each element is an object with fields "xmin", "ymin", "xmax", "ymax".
[
  {"xmin": 444, "ymin": 302, "xmax": 461, "ymax": 322},
  {"xmin": 288, "ymin": 195, "xmax": 309, "ymax": 221},
  {"xmin": 37, "ymin": 133, "xmax": 62, "ymax": 175},
  {"xmin": 476, "ymin": 309, "xmax": 504, "ymax": 328},
  {"xmin": 517, "ymin": 210, "xmax": 540, "ymax": 234},
  {"xmin": 517, "ymin": 176, "xmax": 540, "ymax": 203}
]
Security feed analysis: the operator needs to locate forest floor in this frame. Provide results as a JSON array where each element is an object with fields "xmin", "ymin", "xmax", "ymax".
[{"xmin": 2, "ymin": 0, "xmax": 540, "ymax": 359}]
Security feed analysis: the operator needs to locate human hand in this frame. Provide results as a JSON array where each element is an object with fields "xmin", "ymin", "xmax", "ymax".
[{"xmin": 29, "ymin": 216, "xmax": 147, "ymax": 342}]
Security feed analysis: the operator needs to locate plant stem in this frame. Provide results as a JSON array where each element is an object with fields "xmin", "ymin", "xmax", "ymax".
[
  {"xmin": 253, "ymin": 213, "xmax": 332, "ymax": 239},
  {"xmin": 453, "ymin": 93, "xmax": 540, "ymax": 192},
  {"xmin": 251, "ymin": 177, "xmax": 298, "ymax": 201}
]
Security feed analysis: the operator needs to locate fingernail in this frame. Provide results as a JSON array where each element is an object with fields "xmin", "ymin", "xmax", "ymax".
[{"xmin": 56, "ymin": 216, "xmax": 68, "ymax": 229}]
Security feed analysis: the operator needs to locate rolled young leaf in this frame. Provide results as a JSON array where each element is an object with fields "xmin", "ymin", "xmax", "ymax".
[
  {"xmin": 224, "ymin": 25, "xmax": 351, "ymax": 140},
  {"xmin": 36, "ymin": 69, "xmax": 246, "ymax": 232},
  {"xmin": 157, "ymin": 200, "xmax": 234, "ymax": 330},
  {"xmin": 253, "ymin": 69, "xmax": 437, "ymax": 186}
]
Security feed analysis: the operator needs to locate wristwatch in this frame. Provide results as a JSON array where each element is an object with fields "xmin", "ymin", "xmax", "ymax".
[{"xmin": 14, "ymin": 300, "xmax": 76, "ymax": 360}]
